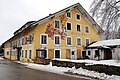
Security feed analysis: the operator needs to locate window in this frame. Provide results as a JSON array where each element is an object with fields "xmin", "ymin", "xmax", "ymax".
[
  {"xmin": 86, "ymin": 38, "xmax": 90, "ymax": 45},
  {"xmin": 76, "ymin": 13, "xmax": 80, "ymax": 20},
  {"xmin": 88, "ymin": 51, "xmax": 91, "ymax": 55},
  {"xmin": 29, "ymin": 50, "xmax": 32, "ymax": 59},
  {"xmin": 95, "ymin": 50, "xmax": 99, "ymax": 56},
  {"xmin": 25, "ymin": 50, "xmax": 27, "ymax": 58},
  {"xmin": 67, "ymin": 22, "xmax": 72, "ymax": 30},
  {"xmin": 54, "ymin": 35, "xmax": 60, "ymax": 45},
  {"xmin": 25, "ymin": 37, "xmax": 27, "ymax": 45},
  {"xmin": 18, "ymin": 40, "xmax": 20, "ymax": 46},
  {"xmin": 41, "ymin": 34, "xmax": 48, "ymax": 45},
  {"xmin": 54, "ymin": 49, "xmax": 60, "ymax": 58},
  {"xmin": 21, "ymin": 50, "xmax": 24, "ymax": 57},
  {"xmin": 54, "ymin": 20, "xmax": 60, "ymax": 29},
  {"xmin": 77, "ymin": 38, "xmax": 81, "ymax": 46},
  {"xmin": 7, "ymin": 52, "xmax": 9, "ymax": 55},
  {"xmin": 29, "ymin": 35, "xmax": 32, "ymax": 44},
  {"xmin": 16, "ymin": 41, "xmax": 17, "ymax": 47},
  {"xmin": 41, "ymin": 50, "xmax": 47, "ymax": 58},
  {"xmin": 22, "ymin": 38, "xmax": 24, "ymax": 45},
  {"xmin": 85, "ymin": 26, "xmax": 89, "ymax": 33},
  {"xmin": 67, "ymin": 12, "xmax": 71, "ymax": 18},
  {"xmin": 67, "ymin": 36, "xmax": 72, "ymax": 45},
  {"xmin": 77, "ymin": 24, "xmax": 81, "ymax": 32}
]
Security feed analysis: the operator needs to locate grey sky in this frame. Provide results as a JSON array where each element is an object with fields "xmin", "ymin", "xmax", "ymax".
[{"xmin": 0, "ymin": 0, "xmax": 93, "ymax": 45}]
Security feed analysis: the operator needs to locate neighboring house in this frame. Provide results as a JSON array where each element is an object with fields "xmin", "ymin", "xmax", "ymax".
[
  {"xmin": 86, "ymin": 39, "xmax": 120, "ymax": 60},
  {"xmin": 3, "ymin": 3, "xmax": 103, "ymax": 62}
]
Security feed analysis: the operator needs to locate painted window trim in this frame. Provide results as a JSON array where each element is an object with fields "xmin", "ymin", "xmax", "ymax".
[
  {"xmin": 76, "ymin": 13, "xmax": 81, "ymax": 21},
  {"xmin": 66, "ymin": 21, "xmax": 72, "ymax": 31},
  {"xmin": 76, "ymin": 37, "xmax": 82, "ymax": 46},
  {"xmin": 54, "ymin": 35, "xmax": 61, "ymax": 45},
  {"xmin": 40, "ymin": 34, "xmax": 48, "ymax": 45},
  {"xmin": 66, "ymin": 36, "xmax": 72, "ymax": 46},
  {"xmin": 85, "ymin": 38, "xmax": 90, "ymax": 45},
  {"xmin": 66, "ymin": 11, "xmax": 72, "ymax": 19},
  {"xmin": 40, "ymin": 48, "xmax": 48, "ymax": 59},
  {"xmin": 54, "ymin": 49, "xmax": 61, "ymax": 59},
  {"xmin": 54, "ymin": 19, "xmax": 60, "ymax": 29},
  {"xmin": 76, "ymin": 23, "xmax": 81, "ymax": 32},
  {"xmin": 85, "ymin": 25, "xmax": 90, "ymax": 34}
]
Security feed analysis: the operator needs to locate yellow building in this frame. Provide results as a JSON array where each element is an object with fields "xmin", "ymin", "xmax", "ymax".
[{"xmin": 3, "ymin": 3, "xmax": 103, "ymax": 62}]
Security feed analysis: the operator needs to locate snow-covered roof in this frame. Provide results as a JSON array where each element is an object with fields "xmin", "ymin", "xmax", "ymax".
[{"xmin": 88, "ymin": 39, "xmax": 120, "ymax": 48}]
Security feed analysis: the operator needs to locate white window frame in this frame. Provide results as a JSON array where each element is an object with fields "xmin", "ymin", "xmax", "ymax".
[
  {"xmin": 66, "ymin": 22, "xmax": 72, "ymax": 31},
  {"xmin": 54, "ymin": 20, "xmax": 60, "ymax": 29},
  {"xmin": 40, "ymin": 49, "xmax": 48, "ymax": 59},
  {"xmin": 85, "ymin": 38, "xmax": 90, "ymax": 45},
  {"xmin": 54, "ymin": 35, "xmax": 61, "ymax": 45},
  {"xmin": 66, "ymin": 11, "xmax": 72, "ymax": 18},
  {"xmin": 85, "ymin": 25, "xmax": 90, "ymax": 33},
  {"xmin": 40, "ymin": 34, "xmax": 48, "ymax": 45},
  {"xmin": 54, "ymin": 49, "xmax": 61, "ymax": 59},
  {"xmin": 76, "ymin": 23, "xmax": 81, "ymax": 32},
  {"xmin": 76, "ymin": 13, "xmax": 81, "ymax": 20},
  {"xmin": 29, "ymin": 50, "xmax": 32, "ymax": 59},
  {"xmin": 76, "ymin": 37, "xmax": 82, "ymax": 46},
  {"xmin": 66, "ymin": 36, "xmax": 72, "ymax": 46}
]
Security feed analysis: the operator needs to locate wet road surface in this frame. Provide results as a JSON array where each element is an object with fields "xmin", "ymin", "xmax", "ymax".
[{"xmin": 0, "ymin": 58, "xmax": 92, "ymax": 80}]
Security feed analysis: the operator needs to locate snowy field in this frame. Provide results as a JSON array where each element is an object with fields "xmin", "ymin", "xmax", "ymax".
[
  {"xmin": 54, "ymin": 59, "xmax": 120, "ymax": 67},
  {"xmin": 15, "ymin": 61, "xmax": 120, "ymax": 80}
]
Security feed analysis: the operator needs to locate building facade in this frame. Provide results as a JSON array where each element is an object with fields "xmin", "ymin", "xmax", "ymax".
[{"xmin": 3, "ymin": 3, "xmax": 103, "ymax": 62}]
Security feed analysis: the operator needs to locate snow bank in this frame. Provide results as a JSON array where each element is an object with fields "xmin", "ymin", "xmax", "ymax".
[
  {"xmin": 54, "ymin": 59, "xmax": 120, "ymax": 67},
  {"xmin": 16, "ymin": 61, "xmax": 120, "ymax": 80},
  {"xmin": 69, "ymin": 67, "xmax": 120, "ymax": 80},
  {"xmin": 0, "ymin": 57, "xmax": 4, "ymax": 60}
]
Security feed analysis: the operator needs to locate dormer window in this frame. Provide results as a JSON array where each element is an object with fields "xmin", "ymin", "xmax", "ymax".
[{"xmin": 67, "ymin": 12, "xmax": 71, "ymax": 18}]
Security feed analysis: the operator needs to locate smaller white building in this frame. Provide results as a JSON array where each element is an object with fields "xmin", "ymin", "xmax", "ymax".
[{"xmin": 85, "ymin": 39, "xmax": 120, "ymax": 60}]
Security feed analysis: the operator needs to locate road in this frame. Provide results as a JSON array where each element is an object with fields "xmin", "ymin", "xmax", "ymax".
[{"xmin": 0, "ymin": 58, "xmax": 92, "ymax": 80}]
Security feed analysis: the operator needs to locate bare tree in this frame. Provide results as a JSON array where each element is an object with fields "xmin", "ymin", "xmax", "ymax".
[{"xmin": 90, "ymin": 0, "xmax": 120, "ymax": 40}]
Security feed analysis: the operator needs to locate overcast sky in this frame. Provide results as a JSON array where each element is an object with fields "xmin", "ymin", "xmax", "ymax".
[{"xmin": 0, "ymin": 0, "xmax": 93, "ymax": 45}]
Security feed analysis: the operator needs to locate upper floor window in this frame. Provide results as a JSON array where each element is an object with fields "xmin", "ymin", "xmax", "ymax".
[
  {"xmin": 29, "ymin": 35, "xmax": 32, "ymax": 44},
  {"xmin": 86, "ymin": 38, "xmax": 90, "ymax": 45},
  {"xmin": 25, "ymin": 36, "xmax": 27, "ymax": 45},
  {"xmin": 77, "ymin": 24, "xmax": 81, "ymax": 32},
  {"xmin": 40, "ymin": 34, "xmax": 48, "ymax": 45},
  {"xmin": 54, "ymin": 35, "xmax": 60, "ymax": 45},
  {"xmin": 67, "ymin": 12, "xmax": 71, "ymax": 18},
  {"xmin": 77, "ymin": 38, "xmax": 81, "ymax": 46},
  {"xmin": 67, "ymin": 36, "xmax": 72, "ymax": 46},
  {"xmin": 85, "ymin": 26, "xmax": 89, "ymax": 33},
  {"xmin": 54, "ymin": 20, "xmax": 60, "ymax": 29},
  {"xmin": 22, "ymin": 38, "xmax": 24, "ymax": 45},
  {"xmin": 76, "ymin": 13, "xmax": 81, "ymax": 20},
  {"xmin": 67, "ymin": 22, "xmax": 72, "ymax": 30}
]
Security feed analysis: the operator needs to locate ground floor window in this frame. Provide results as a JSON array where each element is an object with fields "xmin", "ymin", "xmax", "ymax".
[
  {"xmin": 21, "ymin": 50, "xmax": 24, "ymax": 57},
  {"xmin": 54, "ymin": 49, "xmax": 60, "ymax": 58},
  {"xmin": 25, "ymin": 50, "xmax": 27, "ymax": 58},
  {"xmin": 29, "ymin": 50, "xmax": 32, "ymax": 59},
  {"xmin": 40, "ymin": 50, "xmax": 47, "ymax": 58}
]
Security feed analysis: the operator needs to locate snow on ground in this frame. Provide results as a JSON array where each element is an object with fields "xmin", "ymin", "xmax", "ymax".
[
  {"xmin": 0, "ymin": 57, "xmax": 4, "ymax": 60},
  {"xmin": 54, "ymin": 59, "xmax": 120, "ymax": 67},
  {"xmin": 15, "ymin": 61, "xmax": 120, "ymax": 80}
]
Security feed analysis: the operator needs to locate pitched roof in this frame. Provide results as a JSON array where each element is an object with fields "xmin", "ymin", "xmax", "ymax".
[{"xmin": 88, "ymin": 39, "xmax": 120, "ymax": 48}]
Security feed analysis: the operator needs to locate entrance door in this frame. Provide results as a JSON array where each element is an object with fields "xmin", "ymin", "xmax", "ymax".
[
  {"xmin": 17, "ymin": 48, "xmax": 21, "ymax": 61},
  {"xmin": 104, "ymin": 49, "xmax": 112, "ymax": 60},
  {"xmin": 71, "ymin": 48, "xmax": 76, "ymax": 60}
]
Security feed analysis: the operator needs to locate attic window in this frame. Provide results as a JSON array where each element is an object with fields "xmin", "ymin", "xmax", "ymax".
[
  {"xmin": 54, "ymin": 20, "xmax": 60, "ymax": 29},
  {"xmin": 67, "ymin": 12, "xmax": 71, "ymax": 18},
  {"xmin": 85, "ymin": 26, "xmax": 89, "ymax": 33},
  {"xmin": 76, "ymin": 13, "xmax": 81, "ymax": 20}
]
